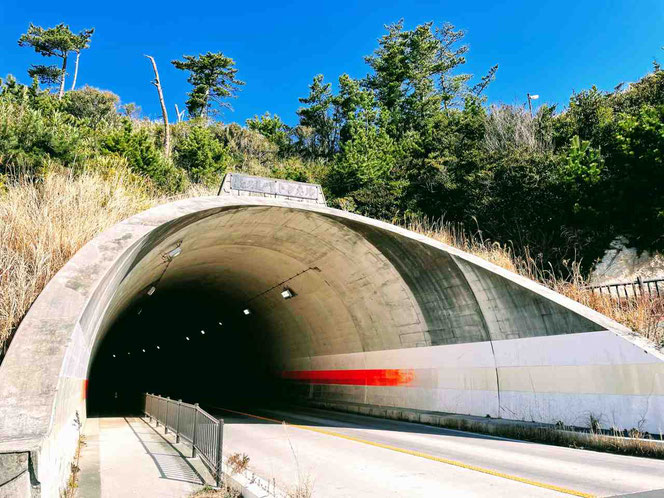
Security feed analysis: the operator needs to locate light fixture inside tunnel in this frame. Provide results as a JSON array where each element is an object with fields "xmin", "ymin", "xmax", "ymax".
[
  {"xmin": 112, "ymin": 354, "xmax": 116, "ymax": 358},
  {"xmin": 281, "ymin": 288, "xmax": 294, "ymax": 299},
  {"xmin": 142, "ymin": 349, "xmax": 146, "ymax": 352},
  {"xmin": 185, "ymin": 336, "xmax": 190, "ymax": 341},
  {"xmin": 200, "ymin": 330, "xmax": 205, "ymax": 335},
  {"xmin": 156, "ymin": 345, "xmax": 160, "ymax": 349},
  {"xmin": 243, "ymin": 309, "xmax": 251, "ymax": 315},
  {"xmin": 166, "ymin": 247, "xmax": 182, "ymax": 259},
  {"xmin": 147, "ymin": 286, "xmax": 156, "ymax": 296}
]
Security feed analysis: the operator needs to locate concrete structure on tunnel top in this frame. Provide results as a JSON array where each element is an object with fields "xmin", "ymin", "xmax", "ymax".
[{"xmin": 1, "ymin": 175, "xmax": 663, "ymax": 497}]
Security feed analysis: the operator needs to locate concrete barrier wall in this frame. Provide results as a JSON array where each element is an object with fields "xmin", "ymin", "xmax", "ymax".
[
  {"xmin": 1, "ymin": 196, "xmax": 662, "ymax": 497},
  {"xmin": 285, "ymin": 330, "xmax": 663, "ymax": 431}
]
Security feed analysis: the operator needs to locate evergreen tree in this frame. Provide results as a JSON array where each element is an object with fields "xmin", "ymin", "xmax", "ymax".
[
  {"xmin": 171, "ymin": 52, "xmax": 244, "ymax": 119},
  {"xmin": 18, "ymin": 23, "xmax": 93, "ymax": 98},
  {"xmin": 296, "ymin": 74, "xmax": 336, "ymax": 157}
]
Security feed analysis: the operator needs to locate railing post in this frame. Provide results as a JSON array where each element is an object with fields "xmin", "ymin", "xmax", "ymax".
[
  {"xmin": 637, "ymin": 276, "xmax": 645, "ymax": 297},
  {"xmin": 215, "ymin": 418, "xmax": 224, "ymax": 488},
  {"xmin": 165, "ymin": 397, "xmax": 170, "ymax": 434},
  {"xmin": 155, "ymin": 394, "xmax": 160, "ymax": 427},
  {"xmin": 192, "ymin": 403, "xmax": 199, "ymax": 458},
  {"xmin": 175, "ymin": 399, "xmax": 182, "ymax": 443}
]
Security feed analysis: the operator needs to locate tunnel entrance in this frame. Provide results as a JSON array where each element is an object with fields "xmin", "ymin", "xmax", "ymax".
[
  {"xmin": 3, "ymin": 195, "xmax": 660, "ymax": 498},
  {"xmin": 87, "ymin": 284, "xmax": 277, "ymax": 416},
  {"xmin": 82, "ymin": 202, "xmax": 610, "ymax": 423}
]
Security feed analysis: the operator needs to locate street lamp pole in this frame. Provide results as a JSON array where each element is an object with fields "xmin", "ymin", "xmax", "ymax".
[{"xmin": 527, "ymin": 93, "xmax": 539, "ymax": 118}]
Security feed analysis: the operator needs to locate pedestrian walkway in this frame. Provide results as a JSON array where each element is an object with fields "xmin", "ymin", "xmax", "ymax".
[{"xmin": 77, "ymin": 417, "xmax": 207, "ymax": 497}]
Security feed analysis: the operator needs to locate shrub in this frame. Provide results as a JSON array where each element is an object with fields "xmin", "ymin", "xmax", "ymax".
[
  {"xmin": 61, "ymin": 86, "xmax": 120, "ymax": 129},
  {"xmin": 173, "ymin": 124, "xmax": 229, "ymax": 185},
  {"xmin": 102, "ymin": 120, "xmax": 186, "ymax": 192}
]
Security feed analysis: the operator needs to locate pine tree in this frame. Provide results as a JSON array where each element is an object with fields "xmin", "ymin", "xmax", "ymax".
[
  {"xmin": 171, "ymin": 52, "xmax": 244, "ymax": 119},
  {"xmin": 18, "ymin": 23, "xmax": 93, "ymax": 98}
]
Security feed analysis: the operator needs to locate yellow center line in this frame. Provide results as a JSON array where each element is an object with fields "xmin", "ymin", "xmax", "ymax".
[{"xmin": 216, "ymin": 406, "xmax": 595, "ymax": 498}]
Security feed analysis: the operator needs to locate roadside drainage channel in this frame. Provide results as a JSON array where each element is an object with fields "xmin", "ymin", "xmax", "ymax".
[
  {"xmin": 142, "ymin": 416, "xmax": 283, "ymax": 498},
  {"xmin": 302, "ymin": 400, "xmax": 664, "ymax": 447}
]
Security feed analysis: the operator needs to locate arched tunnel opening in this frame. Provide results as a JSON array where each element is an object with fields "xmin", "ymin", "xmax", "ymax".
[
  {"xmin": 83, "ymin": 202, "xmax": 606, "ymax": 421},
  {"xmin": 86, "ymin": 287, "xmax": 278, "ymax": 416}
]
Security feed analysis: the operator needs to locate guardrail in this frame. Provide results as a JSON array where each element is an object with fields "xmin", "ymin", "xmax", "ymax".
[
  {"xmin": 144, "ymin": 393, "xmax": 224, "ymax": 486},
  {"xmin": 587, "ymin": 277, "xmax": 664, "ymax": 301}
]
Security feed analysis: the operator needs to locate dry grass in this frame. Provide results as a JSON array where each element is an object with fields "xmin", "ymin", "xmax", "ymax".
[
  {"xmin": 0, "ymin": 167, "xmax": 213, "ymax": 359},
  {"xmin": 405, "ymin": 217, "xmax": 664, "ymax": 348},
  {"xmin": 226, "ymin": 453, "xmax": 250, "ymax": 475},
  {"xmin": 189, "ymin": 484, "xmax": 240, "ymax": 498}
]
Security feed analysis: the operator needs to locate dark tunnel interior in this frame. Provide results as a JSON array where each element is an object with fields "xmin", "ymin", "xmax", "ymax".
[{"xmin": 86, "ymin": 284, "xmax": 283, "ymax": 416}]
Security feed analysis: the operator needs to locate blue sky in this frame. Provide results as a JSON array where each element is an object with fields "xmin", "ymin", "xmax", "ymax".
[{"xmin": 0, "ymin": 0, "xmax": 662, "ymax": 125}]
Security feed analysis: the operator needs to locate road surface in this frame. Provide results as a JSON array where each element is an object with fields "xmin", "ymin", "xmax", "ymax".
[{"xmin": 209, "ymin": 405, "xmax": 664, "ymax": 498}]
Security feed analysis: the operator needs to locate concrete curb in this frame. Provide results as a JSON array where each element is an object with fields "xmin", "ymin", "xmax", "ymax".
[{"xmin": 304, "ymin": 400, "xmax": 664, "ymax": 445}]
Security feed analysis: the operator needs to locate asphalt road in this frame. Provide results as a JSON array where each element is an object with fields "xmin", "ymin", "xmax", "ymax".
[{"xmin": 208, "ymin": 405, "xmax": 664, "ymax": 498}]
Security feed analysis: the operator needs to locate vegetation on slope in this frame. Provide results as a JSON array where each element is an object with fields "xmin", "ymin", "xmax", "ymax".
[{"xmin": 1, "ymin": 20, "xmax": 662, "ymax": 357}]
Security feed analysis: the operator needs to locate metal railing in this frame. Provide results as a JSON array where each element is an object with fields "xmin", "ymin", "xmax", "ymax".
[
  {"xmin": 587, "ymin": 277, "xmax": 664, "ymax": 301},
  {"xmin": 144, "ymin": 393, "xmax": 224, "ymax": 486}
]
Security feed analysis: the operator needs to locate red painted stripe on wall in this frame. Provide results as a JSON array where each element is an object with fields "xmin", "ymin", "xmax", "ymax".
[{"xmin": 281, "ymin": 369, "xmax": 415, "ymax": 386}]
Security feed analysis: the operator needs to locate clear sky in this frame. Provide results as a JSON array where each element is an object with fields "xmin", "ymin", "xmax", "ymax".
[{"xmin": 0, "ymin": 0, "xmax": 662, "ymax": 125}]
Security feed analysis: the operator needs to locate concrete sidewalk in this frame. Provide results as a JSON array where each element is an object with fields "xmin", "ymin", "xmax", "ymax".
[{"xmin": 77, "ymin": 417, "xmax": 206, "ymax": 497}]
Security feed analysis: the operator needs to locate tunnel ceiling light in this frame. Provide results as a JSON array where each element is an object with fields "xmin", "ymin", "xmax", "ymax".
[
  {"xmin": 218, "ymin": 322, "xmax": 222, "ymax": 326},
  {"xmin": 200, "ymin": 330, "xmax": 205, "ymax": 335},
  {"xmin": 142, "ymin": 349, "xmax": 146, "ymax": 353},
  {"xmin": 281, "ymin": 288, "xmax": 294, "ymax": 299},
  {"xmin": 127, "ymin": 352, "xmax": 131, "ymax": 355},
  {"xmin": 112, "ymin": 354, "xmax": 116, "ymax": 358},
  {"xmin": 137, "ymin": 308, "xmax": 142, "ymax": 315},
  {"xmin": 243, "ymin": 308, "xmax": 251, "ymax": 315},
  {"xmin": 166, "ymin": 247, "xmax": 182, "ymax": 259},
  {"xmin": 147, "ymin": 286, "xmax": 156, "ymax": 296},
  {"xmin": 156, "ymin": 345, "xmax": 160, "ymax": 350},
  {"xmin": 185, "ymin": 336, "xmax": 190, "ymax": 341}
]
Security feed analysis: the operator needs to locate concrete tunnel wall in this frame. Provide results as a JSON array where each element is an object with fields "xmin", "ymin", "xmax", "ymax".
[{"xmin": 1, "ymin": 195, "xmax": 663, "ymax": 497}]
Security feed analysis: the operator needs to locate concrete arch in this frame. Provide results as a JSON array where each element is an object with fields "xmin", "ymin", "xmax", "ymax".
[{"xmin": 1, "ymin": 196, "xmax": 663, "ymax": 497}]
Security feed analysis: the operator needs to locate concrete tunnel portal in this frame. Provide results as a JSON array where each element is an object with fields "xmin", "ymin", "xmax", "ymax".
[
  {"xmin": 86, "ymin": 202, "xmax": 598, "ymax": 416},
  {"xmin": 2, "ymin": 189, "xmax": 664, "ymax": 498}
]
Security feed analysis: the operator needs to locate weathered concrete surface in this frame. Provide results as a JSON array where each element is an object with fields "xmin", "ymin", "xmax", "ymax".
[
  {"xmin": 1, "ymin": 195, "xmax": 663, "ymax": 497},
  {"xmin": 77, "ymin": 417, "xmax": 204, "ymax": 498},
  {"xmin": 0, "ymin": 452, "xmax": 31, "ymax": 498}
]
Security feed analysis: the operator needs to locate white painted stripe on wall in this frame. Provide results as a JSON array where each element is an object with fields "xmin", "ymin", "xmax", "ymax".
[
  {"xmin": 290, "ymin": 330, "xmax": 664, "ymax": 432},
  {"xmin": 498, "ymin": 391, "xmax": 664, "ymax": 434}
]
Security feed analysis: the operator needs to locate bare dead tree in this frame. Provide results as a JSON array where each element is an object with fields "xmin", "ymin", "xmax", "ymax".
[
  {"xmin": 145, "ymin": 55, "xmax": 170, "ymax": 157},
  {"xmin": 70, "ymin": 51, "xmax": 80, "ymax": 91},
  {"xmin": 70, "ymin": 29, "xmax": 94, "ymax": 91},
  {"xmin": 174, "ymin": 104, "xmax": 185, "ymax": 123}
]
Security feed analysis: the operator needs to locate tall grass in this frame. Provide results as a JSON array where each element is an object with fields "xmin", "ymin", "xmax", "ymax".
[{"xmin": 0, "ymin": 167, "xmax": 214, "ymax": 359}]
